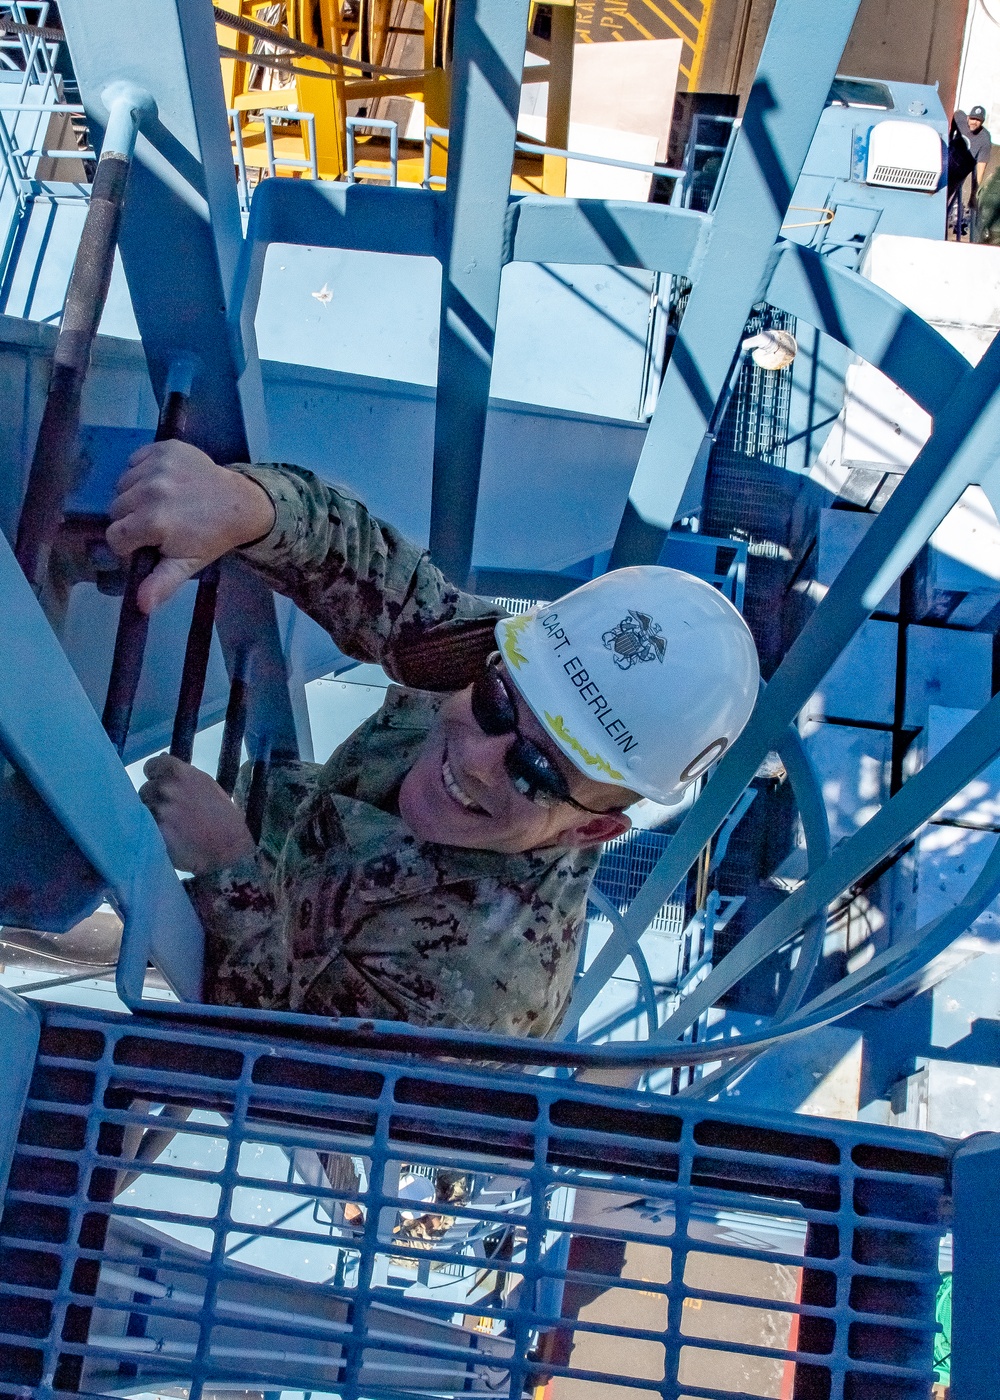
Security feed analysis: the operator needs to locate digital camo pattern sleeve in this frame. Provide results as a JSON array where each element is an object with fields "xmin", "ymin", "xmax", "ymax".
[{"xmin": 229, "ymin": 463, "xmax": 502, "ymax": 678}]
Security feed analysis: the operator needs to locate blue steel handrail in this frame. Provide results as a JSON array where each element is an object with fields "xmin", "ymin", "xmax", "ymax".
[
  {"xmin": 0, "ymin": 997, "xmax": 971, "ymax": 1400},
  {"xmin": 513, "ymin": 137, "xmax": 685, "ymax": 181},
  {"xmin": 420, "ymin": 126, "xmax": 685, "ymax": 193},
  {"xmin": 229, "ymin": 107, "xmax": 319, "ymax": 211},
  {"xmin": 0, "ymin": 0, "xmax": 77, "ymax": 204},
  {"xmin": 422, "ymin": 123, "xmax": 448, "ymax": 188},
  {"xmin": 346, "ymin": 114, "xmax": 399, "ymax": 186},
  {"xmin": 0, "ymin": 98, "xmax": 89, "ymax": 198}
]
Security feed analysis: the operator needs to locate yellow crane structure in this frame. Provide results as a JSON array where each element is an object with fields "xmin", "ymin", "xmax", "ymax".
[
  {"xmin": 216, "ymin": 0, "xmax": 452, "ymax": 189},
  {"xmin": 215, "ymin": 1, "xmax": 709, "ymax": 196}
]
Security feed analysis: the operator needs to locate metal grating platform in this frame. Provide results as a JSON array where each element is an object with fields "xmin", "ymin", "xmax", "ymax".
[
  {"xmin": 591, "ymin": 829, "xmax": 687, "ymax": 937},
  {"xmin": 0, "ymin": 1004, "xmax": 953, "ymax": 1400}
]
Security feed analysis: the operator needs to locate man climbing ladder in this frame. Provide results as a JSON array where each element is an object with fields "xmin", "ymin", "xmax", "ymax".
[{"xmin": 110, "ymin": 439, "xmax": 759, "ymax": 1035}]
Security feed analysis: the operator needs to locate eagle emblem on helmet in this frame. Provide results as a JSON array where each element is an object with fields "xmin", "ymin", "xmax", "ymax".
[{"xmin": 602, "ymin": 611, "xmax": 667, "ymax": 669}]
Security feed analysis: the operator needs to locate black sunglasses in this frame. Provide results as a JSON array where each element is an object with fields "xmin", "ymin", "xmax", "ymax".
[{"xmin": 470, "ymin": 653, "xmax": 605, "ymax": 814}]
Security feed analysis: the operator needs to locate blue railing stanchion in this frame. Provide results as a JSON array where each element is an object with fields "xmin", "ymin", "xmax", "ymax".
[
  {"xmin": 422, "ymin": 124, "xmax": 448, "ymax": 188},
  {"xmin": 346, "ymin": 115, "xmax": 400, "ymax": 186}
]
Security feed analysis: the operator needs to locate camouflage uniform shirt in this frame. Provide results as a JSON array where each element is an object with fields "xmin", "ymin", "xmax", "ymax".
[{"xmin": 187, "ymin": 464, "xmax": 602, "ymax": 1038}]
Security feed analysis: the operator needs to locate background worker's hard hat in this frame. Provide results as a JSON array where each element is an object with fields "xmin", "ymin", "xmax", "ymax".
[
  {"xmin": 743, "ymin": 328, "xmax": 798, "ymax": 371},
  {"xmin": 495, "ymin": 566, "xmax": 760, "ymax": 806}
]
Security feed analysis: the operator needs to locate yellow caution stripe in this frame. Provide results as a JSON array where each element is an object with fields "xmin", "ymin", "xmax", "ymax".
[{"xmin": 544, "ymin": 713, "xmax": 625, "ymax": 782}]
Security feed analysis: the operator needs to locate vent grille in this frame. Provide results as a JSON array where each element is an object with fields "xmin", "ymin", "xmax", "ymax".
[
  {"xmin": 868, "ymin": 163, "xmax": 939, "ymax": 189},
  {"xmin": 592, "ymin": 827, "xmax": 686, "ymax": 934}
]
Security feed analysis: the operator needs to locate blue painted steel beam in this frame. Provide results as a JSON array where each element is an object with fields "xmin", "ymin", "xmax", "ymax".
[
  {"xmin": 231, "ymin": 181, "xmax": 447, "ymax": 371},
  {"xmin": 765, "ymin": 241, "xmax": 970, "ymax": 417},
  {"xmin": 952, "ymin": 1133, "xmax": 1000, "ymax": 1400},
  {"xmin": 58, "ymin": 0, "xmax": 264, "ymax": 460},
  {"xmin": 0, "ymin": 988, "xmax": 39, "ymax": 1203},
  {"xmin": 0, "ymin": 524, "xmax": 204, "ymax": 1001},
  {"xmin": 56, "ymin": 0, "xmax": 302, "ymax": 758},
  {"xmin": 614, "ymin": 0, "xmax": 863, "ymax": 556},
  {"xmin": 507, "ymin": 196, "xmax": 707, "ymax": 275},
  {"xmin": 562, "ymin": 325, "xmax": 1000, "ymax": 1035},
  {"xmin": 233, "ymin": 188, "xmax": 962, "ymax": 433},
  {"xmin": 426, "ymin": 0, "xmax": 531, "ymax": 584},
  {"xmin": 233, "ymin": 181, "xmax": 709, "ymax": 334}
]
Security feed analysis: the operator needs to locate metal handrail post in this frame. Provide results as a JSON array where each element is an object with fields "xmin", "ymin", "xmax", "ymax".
[
  {"xmin": 305, "ymin": 111, "xmax": 318, "ymax": 179},
  {"xmin": 346, "ymin": 117, "xmax": 356, "ymax": 183},
  {"xmin": 346, "ymin": 116, "xmax": 399, "ymax": 184},
  {"xmin": 229, "ymin": 108, "xmax": 249, "ymax": 212},
  {"xmin": 0, "ymin": 105, "xmax": 27, "ymax": 184},
  {"xmin": 263, "ymin": 109, "xmax": 276, "ymax": 179},
  {"xmin": 422, "ymin": 124, "xmax": 447, "ymax": 188}
]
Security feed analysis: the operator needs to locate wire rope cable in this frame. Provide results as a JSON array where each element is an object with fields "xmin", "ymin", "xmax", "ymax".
[{"xmin": 212, "ymin": 6, "xmax": 431, "ymax": 78}]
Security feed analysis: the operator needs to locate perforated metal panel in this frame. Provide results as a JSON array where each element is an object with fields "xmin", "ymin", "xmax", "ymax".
[
  {"xmin": 0, "ymin": 1004, "xmax": 953, "ymax": 1400},
  {"xmin": 591, "ymin": 829, "xmax": 686, "ymax": 937}
]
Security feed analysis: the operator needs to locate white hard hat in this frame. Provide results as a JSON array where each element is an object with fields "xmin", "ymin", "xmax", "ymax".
[
  {"xmin": 495, "ymin": 566, "xmax": 760, "ymax": 805},
  {"xmin": 744, "ymin": 328, "xmax": 798, "ymax": 371}
]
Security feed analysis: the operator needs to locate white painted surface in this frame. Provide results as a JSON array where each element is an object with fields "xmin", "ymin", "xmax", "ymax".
[
  {"xmin": 864, "ymin": 234, "xmax": 1000, "ymax": 365},
  {"xmin": 518, "ymin": 38, "xmax": 681, "ymax": 200},
  {"xmin": 838, "ymin": 358, "xmax": 932, "ymax": 470},
  {"xmin": 821, "ymin": 237, "xmax": 1000, "ymax": 491}
]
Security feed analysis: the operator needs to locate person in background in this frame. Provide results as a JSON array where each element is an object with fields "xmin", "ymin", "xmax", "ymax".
[{"xmin": 949, "ymin": 105, "xmax": 992, "ymax": 239}]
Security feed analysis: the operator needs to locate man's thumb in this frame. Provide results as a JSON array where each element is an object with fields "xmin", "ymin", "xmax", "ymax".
[{"xmin": 137, "ymin": 556, "xmax": 201, "ymax": 613}]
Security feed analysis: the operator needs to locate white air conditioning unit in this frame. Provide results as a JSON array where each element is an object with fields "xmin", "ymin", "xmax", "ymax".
[{"xmin": 864, "ymin": 120, "xmax": 942, "ymax": 191}]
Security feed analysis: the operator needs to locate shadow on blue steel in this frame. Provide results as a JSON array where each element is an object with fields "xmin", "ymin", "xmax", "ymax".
[
  {"xmin": 427, "ymin": 0, "xmax": 531, "ymax": 585},
  {"xmin": 614, "ymin": 0, "xmax": 866, "ymax": 560}
]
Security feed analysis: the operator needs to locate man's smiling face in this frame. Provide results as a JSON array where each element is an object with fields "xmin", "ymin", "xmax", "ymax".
[{"xmin": 398, "ymin": 669, "xmax": 634, "ymax": 855}]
